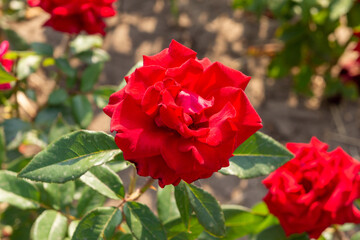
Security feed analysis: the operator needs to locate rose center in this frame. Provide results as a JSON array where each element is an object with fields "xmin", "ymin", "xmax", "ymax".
[
  {"xmin": 141, "ymin": 79, "xmax": 214, "ymax": 138},
  {"xmin": 299, "ymin": 178, "xmax": 313, "ymax": 193}
]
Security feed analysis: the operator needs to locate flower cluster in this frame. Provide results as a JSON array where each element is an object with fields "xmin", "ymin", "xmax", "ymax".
[
  {"xmin": 263, "ymin": 137, "xmax": 360, "ymax": 238},
  {"xmin": 104, "ymin": 40, "xmax": 262, "ymax": 187},
  {"xmin": 0, "ymin": 41, "xmax": 14, "ymax": 90},
  {"xmin": 28, "ymin": 0, "xmax": 116, "ymax": 35}
]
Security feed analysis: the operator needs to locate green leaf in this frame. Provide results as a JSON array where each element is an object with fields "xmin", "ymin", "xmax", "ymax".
[
  {"xmin": 174, "ymin": 181, "xmax": 192, "ymax": 228},
  {"xmin": 76, "ymin": 48, "xmax": 110, "ymax": 64},
  {"xmin": 254, "ymin": 225, "xmax": 287, "ymax": 240},
  {"xmin": 48, "ymin": 115, "xmax": 73, "ymax": 143},
  {"xmin": 93, "ymin": 86, "xmax": 117, "ymax": 109},
  {"xmin": 80, "ymin": 164, "xmax": 125, "ymax": 199},
  {"xmin": 0, "ymin": 127, "xmax": 6, "ymax": 167},
  {"xmin": 186, "ymin": 184, "xmax": 225, "ymax": 237},
  {"xmin": 31, "ymin": 42, "xmax": 54, "ymax": 56},
  {"xmin": 157, "ymin": 185, "xmax": 180, "ymax": 223},
  {"xmin": 31, "ymin": 210, "xmax": 67, "ymax": 240},
  {"xmin": 220, "ymin": 132, "xmax": 293, "ymax": 178},
  {"xmin": 294, "ymin": 65, "xmax": 313, "ymax": 96},
  {"xmin": 72, "ymin": 207, "xmax": 122, "ymax": 240},
  {"xmin": 48, "ymin": 88, "xmax": 68, "ymax": 106},
  {"xmin": 42, "ymin": 181, "xmax": 75, "ymax": 210},
  {"xmin": 254, "ymin": 225, "xmax": 309, "ymax": 240},
  {"xmin": 71, "ymin": 95, "xmax": 93, "ymax": 128},
  {"xmin": 199, "ymin": 205, "xmax": 267, "ymax": 240},
  {"xmin": 124, "ymin": 201, "xmax": 167, "ymax": 240},
  {"xmin": 68, "ymin": 220, "xmax": 80, "ymax": 239},
  {"xmin": 16, "ymin": 55, "xmax": 42, "ymax": 80},
  {"xmin": 26, "ymin": 89, "xmax": 37, "ymax": 101},
  {"xmin": 347, "ymin": 3, "xmax": 360, "ymax": 28},
  {"xmin": 106, "ymin": 154, "xmax": 130, "ymax": 172},
  {"xmin": 0, "ymin": 64, "xmax": 16, "ymax": 84},
  {"xmin": 251, "ymin": 202, "xmax": 280, "ymax": 234},
  {"xmin": 80, "ymin": 63, "xmax": 104, "ymax": 92},
  {"xmin": 329, "ymin": 0, "xmax": 353, "ymax": 21},
  {"xmin": 4, "ymin": 28, "xmax": 30, "ymax": 51},
  {"xmin": 70, "ymin": 35, "xmax": 103, "ymax": 54},
  {"xmin": 55, "ymin": 58, "xmax": 76, "ymax": 78},
  {"xmin": 77, "ymin": 187, "xmax": 106, "ymax": 217},
  {"xmin": 0, "ymin": 170, "xmax": 40, "ymax": 209},
  {"xmin": 18, "ymin": 130, "xmax": 121, "ymax": 183},
  {"xmin": 43, "ymin": 57, "xmax": 55, "ymax": 67},
  {"xmin": 164, "ymin": 216, "xmax": 204, "ymax": 240}
]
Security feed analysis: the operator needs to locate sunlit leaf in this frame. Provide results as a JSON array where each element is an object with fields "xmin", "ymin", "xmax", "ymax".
[
  {"xmin": 31, "ymin": 210, "xmax": 67, "ymax": 240},
  {"xmin": 0, "ymin": 170, "xmax": 40, "ymax": 209},
  {"xmin": 72, "ymin": 207, "xmax": 122, "ymax": 240},
  {"xmin": 18, "ymin": 130, "xmax": 121, "ymax": 183},
  {"xmin": 80, "ymin": 164, "xmax": 125, "ymax": 200},
  {"xmin": 0, "ymin": 64, "xmax": 16, "ymax": 84},
  {"xmin": 220, "ymin": 132, "xmax": 293, "ymax": 178}
]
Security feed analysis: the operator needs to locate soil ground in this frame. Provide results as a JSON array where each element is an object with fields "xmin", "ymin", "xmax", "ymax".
[{"xmin": 12, "ymin": 0, "xmax": 360, "ymax": 211}]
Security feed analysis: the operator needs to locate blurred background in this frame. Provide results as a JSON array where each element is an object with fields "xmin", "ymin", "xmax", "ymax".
[{"xmin": 1, "ymin": 0, "xmax": 360, "ymax": 215}]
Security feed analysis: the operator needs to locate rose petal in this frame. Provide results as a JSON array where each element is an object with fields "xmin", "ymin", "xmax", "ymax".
[{"xmin": 143, "ymin": 40, "xmax": 197, "ymax": 68}]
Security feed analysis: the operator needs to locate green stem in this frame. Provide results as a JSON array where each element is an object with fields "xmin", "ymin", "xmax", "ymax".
[
  {"xmin": 128, "ymin": 166, "xmax": 138, "ymax": 195},
  {"xmin": 117, "ymin": 177, "xmax": 155, "ymax": 208}
]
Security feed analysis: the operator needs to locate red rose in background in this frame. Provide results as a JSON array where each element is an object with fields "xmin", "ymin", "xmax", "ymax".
[
  {"xmin": 104, "ymin": 40, "xmax": 262, "ymax": 187},
  {"xmin": 339, "ymin": 32, "xmax": 360, "ymax": 90},
  {"xmin": 0, "ymin": 41, "xmax": 14, "ymax": 90},
  {"xmin": 28, "ymin": 0, "xmax": 116, "ymax": 35},
  {"xmin": 263, "ymin": 137, "xmax": 360, "ymax": 239}
]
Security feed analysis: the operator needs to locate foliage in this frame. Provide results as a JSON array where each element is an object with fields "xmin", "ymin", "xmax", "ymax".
[{"xmin": 233, "ymin": 0, "xmax": 360, "ymax": 99}]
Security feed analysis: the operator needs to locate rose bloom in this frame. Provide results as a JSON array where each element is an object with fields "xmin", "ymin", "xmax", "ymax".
[
  {"xmin": 28, "ymin": 0, "xmax": 116, "ymax": 35},
  {"xmin": 104, "ymin": 40, "xmax": 262, "ymax": 187},
  {"xmin": 263, "ymin": 137, "xmax": 360, "ymax": 239},
  {"xmin": 0, "ymin": 41, "xmax": 14, "ymax": 90}
]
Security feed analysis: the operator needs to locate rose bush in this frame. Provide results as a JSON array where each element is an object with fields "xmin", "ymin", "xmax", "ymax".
[
  {"xmin": 27, "ymin": 0, "xmax": 116, "ymax": 35},
  {"xmin": 104, "ymin": 40, "xmax": 262, "ymax": 187},
  {"xmin": 0, "ymin": 40, "xmax": 14, "ymax": 90},
  {"xmin": 263, "ymin": 137, "xmax": 360, "ymax": 238}
]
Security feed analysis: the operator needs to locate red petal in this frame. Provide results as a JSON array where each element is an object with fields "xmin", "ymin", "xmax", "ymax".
[
  {"xmin": 125, "ymin": 66, "xmax": 166, "ymax": 102},
  {"xmin": 111, "ymin": 96, "xmax": 172, "ymax": 159},
  {"xmin": 143, "ymin": 40, "xmax": 197, "ymax": 68},
  {"xmin": 0, "ymin": 41, "xmax": 10, "ymax": 58},
  {"xmin": 103, "ymin": 88, "xmax": 125, "ymax": 117},
  {"xmin": 195, "ymin": 62, "xmax": 251, "ymax": 97},
  {"xmin": 130, "ymin": 156, "xmax": 181, "ymax": 187},
  {"xmin": 165, "ymin": 58, "xmax": 204, "ymax": 90}
]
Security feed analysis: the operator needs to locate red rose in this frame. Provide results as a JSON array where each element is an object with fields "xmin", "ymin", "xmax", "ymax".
[
  {"xmin": 0, "ymin": 41, "xmax": 14, "ymax": 90},
  {"xmin": 104, "ymin": 40, "xmax": 262, "ymax": 187},
  {"xmin": 28, "ymin": 0, "xmax": 116, "ymax": 35},
  {"xmin": 263, "ymin": 137, "xmax": 360, "ymax": 239}
]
